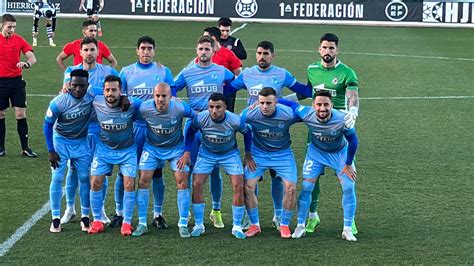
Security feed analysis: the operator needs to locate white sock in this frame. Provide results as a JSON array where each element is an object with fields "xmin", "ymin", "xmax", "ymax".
[{"xmin": 309, "ymin": 212, "xmax": 319, "ymax": 219}]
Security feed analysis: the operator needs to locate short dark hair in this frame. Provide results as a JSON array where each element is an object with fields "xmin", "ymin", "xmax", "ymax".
[
  {"xmin": 259, "ymin": 87, "xmax": 276, "ymax": 97},
  {"xmin": 314, "ymin": 89, "xmax": 333, "ymax": 100},
  {"xmin": 257, "ymin": 41, "xmax": 274, "ymax": 53},
  {"xmin": 81, "ymin": 19, "xmax": 97, "ymax": 29},
  {"xmin": 104, "ymin": 75, "xmax": 122, "ymax": 88},
  {"xmin": 209, "ymin": 93, "xmax": 225, "ymax": 102},
  {"xmin": 137, "ymin": 35, "xmax": 155, "ymax": 49},
  {"xmin": 45, "ymin": 10, "xmax": 54, "ymax": 19},
  {"xmin": 70, "ymin": 69, "xmax": 89, "ymax": 79},
  {"xmin": 80, "ymin": 36, "xmax": 98, "ymax": 48},
  {"xmin": 204, "ymin": 27, "xmax": 221, "ymax": 42},
  {"xmin": 218, "ymin": 17, "xmax": 232, "ymax": 27},
  {"xmin": 320, "ymin": 33, "xmax": 339, "ymax": 46},
  {"xmin": 197, "ymin": 35, "xmax": 214, "ymax": 48},
  {"xmin": 2, "ymin": 14, "xmax": 16, "ymax": 23}
]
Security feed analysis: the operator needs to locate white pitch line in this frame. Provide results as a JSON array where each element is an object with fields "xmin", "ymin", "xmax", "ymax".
[
  {"xmin": 230, "ymin": 23, "xmax": 248, "ymax": 35},
  {"xmin": 26, "ymin": 94, "xmax": 474, "ymax": 100},
  {"xmin": 34, "ymin": 45, "xmax": 474, "ymax": 62},
  {"xmin": 0, "ymin": 200, "xmax": 51, "ymax": 257}
]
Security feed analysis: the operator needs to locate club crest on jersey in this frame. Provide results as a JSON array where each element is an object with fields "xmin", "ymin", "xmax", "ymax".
[
  {"xmin": 332, "ymin": 77, "xmax": 339, "ymax": 85},
  {"xmin": 121, "ymin": 112, "xmax": 128, "ymax": 118},
  {"xmin": 170, "ymin": 118, "xmax": 178, "ymax": 124},
  {"xmin": 272, "ymin": 77, "xmax": 278, "ymax": 84},
  {"xmin": 153, "ymin": 75, "xmax": 161, "ymax": 81},
  {"xmin": 278, "ymin": 122, "xmax": 285, "ymax": 128}
]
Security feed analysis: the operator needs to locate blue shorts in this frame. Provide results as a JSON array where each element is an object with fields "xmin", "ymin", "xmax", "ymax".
[
  {"xmin": 53, "ymin": 139, "xmax": 91, "ymax": 178},
  {"xmin": 193, "ymin": 148, "xmax": 243, "ymax": 175},
  {"xmin": 91, "ymin": 143, "xmax": 138, "ymax": 178},
  {"xmin": 134, "ymin": 122, "xmax": 147, "ymax": 158},
  {"xmin": 302, "ymin": 144, "xmax": 355, "ymax": 179},
  {"xmin": 245, "ymin": 147, "xmax": 297, "ymax": 183},
  {"xmin": 139, "ymin": 142, "xmax": 189, "ymax": 172}
]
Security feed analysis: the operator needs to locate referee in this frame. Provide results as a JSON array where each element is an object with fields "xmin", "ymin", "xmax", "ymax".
[{"xmin": 0, "ymin": 14, "xmax": 37, "ymax": 157}]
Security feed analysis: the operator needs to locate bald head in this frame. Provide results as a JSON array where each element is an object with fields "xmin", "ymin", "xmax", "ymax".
[{"xmin": 154, "ymin": 82, "xmax": 171, "ymax": 112}]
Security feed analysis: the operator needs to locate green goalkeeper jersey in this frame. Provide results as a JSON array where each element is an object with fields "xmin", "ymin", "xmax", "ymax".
[{"xmin": 307, "ymin": 60, "xmax": 359, "ymax": 110}]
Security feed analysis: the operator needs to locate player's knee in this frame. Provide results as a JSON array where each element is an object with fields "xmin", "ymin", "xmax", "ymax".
[
  {"xmin": 244, "ymin": 183, "xmax": 255, "ymax": 196},
  {"xmin": 302, "ymin": 180, "xmax": 315, "ymax": 193},
  {"xmin": 175, "ymin": 177, "xmax": 187, "ymax": 190},
  {"xmin": 14, "ymin": 110, "xmax": 26, "ymax": 119},
  {"xmin": 51, "ymin": 173, "xmax": 64, "ymax": 184},
  {"xmin": 90, "ymin": 178, "xmax": 102, "ymax": 191},
  {"xmin": 138, "ymin": 178, "xmax": 150, "ymax": 189},
  {"xmin": 285, "ymin": 183, "xmax": 296, "ymax": 197},
  {"xmin": 0, "ymin": 111, "xmax": 6, "ymax": 119},
  {"xmin": 232, "ymin": 182, "xmax": 244, "ymax": 195},
  {"xmin": 123, "ymin": 179, "xmax": 135, "ymax": 192},
  {"xmin": 78, "ymin": 174, "xmax": 90, "ymax": 184}
]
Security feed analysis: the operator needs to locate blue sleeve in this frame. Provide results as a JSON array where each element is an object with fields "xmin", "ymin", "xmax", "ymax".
[
  {"xmin": 164, "ymin": 67, "xmax": 175, "ymax": 87},
  {"xmin": 344, "ymin": 131, "xmax": 358, "ymax": 165},
  {"xmin": 111, "ymin": 68, "xmax": 119, "ymax": 76},
  {"xmin": 63, "ymin": 67, "xmax": 72, "ymax": 85},
  {"xmin": 132, "ymin": 98, "xmax": 143, "ymax": 121},
  {"xmin": 119, "ymin": 69, "xmax": 128, "ymax": 95},
  {"xmin": 243, "ymin": 125, "xmax": 252, "ymax": 152},
  {"xmin": 230, "ymin": 73, "xmax": 246, "ymax": 91},
  {"xmin": 223, "ymin": 82, "xmax": 240, "ymax": 96},
  {"xmin": 284, "ymin": 70, "xmax": 297, "ymax": 87},
  {"xmin": 173, "ymin": 69, "xmax": 186, "ymax": 93},
  {"xmin": 182, "ymin": 102, "xmax": 195, "ymax": 119},
  {"xmin": 224, "ymin": 69, "xmax": 235, "ymax": 83},
  {"xmin": 289, "ymin": 81, "xmax": 312, "ymax": 98},
  {"xmin": 239, "ymin": 108, "xmax": 248, "ymax": 124},
  {"xmin": 43, "ymin": 120, "xmax": 55, "ymax": 152},
  {"xmin": 44, "ymin": 101, "xmax": 59, "ymax": 123},
  {"xmin": 278, "ymin": 98, "xmax": 300, "ymax": 111},
  {"xmin": 184, "ymin": 119, "xmax": 198, "ymax": 152}
]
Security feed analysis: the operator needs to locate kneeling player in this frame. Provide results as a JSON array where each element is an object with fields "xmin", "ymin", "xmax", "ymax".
[
  {"xmin": 280, "ymin": 90, "xmax": 358, "ymax": 241},
  {"xmin": 88, "ymin": 75, "xmax": 141, "ymax": 236},
  {"xmin": 182, "ymin": 93, "xmax": 252, "ymax": 239},
  {"xmin": 131, "ymin": 83, "xmax": 195, "ymax": 237}
]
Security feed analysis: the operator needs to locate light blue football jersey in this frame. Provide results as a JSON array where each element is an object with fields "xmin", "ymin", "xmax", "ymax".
[
  {"xmin": 174, "ymin": 63, "xmax": 234, "ymax": 112},
  {"xmin": 295, "ymin": 107, "xmax": 355, "ymax": 152},
  {"xmin": 93, "ymin": 96, "xmax": 141, "ymax": 149},
  {"xmin": 191, "ymin": 110, "xmax": 248, "ymax": 154},
  {"xmin": 64, "ymin": 63, "xmax": 119, "ymax": 90},
  {"xmin": 119, "ymin": 62, "xmax": 174, "ymax": 101},
  {"xmin": 139, "ymin": 99, "xmax": 194, "ymax": 148},
  {"xmin": 240, "ymin": 104, "xmax": 300, "ymax": 152},
  {"xmin": 230, "ymin": 65, "xmax": 297, "ymax": 106},
  {"xmin": 45, "ymin": 91, "xmax": 94, "ymax": 144}
]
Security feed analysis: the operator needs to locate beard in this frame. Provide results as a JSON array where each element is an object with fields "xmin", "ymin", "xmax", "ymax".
[{"xmin": 322, "ymin": 54, "xmax": 335, "ymax": 64}]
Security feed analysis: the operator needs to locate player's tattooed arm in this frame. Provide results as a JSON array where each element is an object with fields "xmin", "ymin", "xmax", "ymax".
[{"xmin": 346, "ymin": 90, "xmax": 359, "ymax": 109}]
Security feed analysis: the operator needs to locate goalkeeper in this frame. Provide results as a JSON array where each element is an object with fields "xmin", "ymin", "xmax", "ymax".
[{"xmin": 295, "ymin": 32, "xmax": 360, "ymax": 235}]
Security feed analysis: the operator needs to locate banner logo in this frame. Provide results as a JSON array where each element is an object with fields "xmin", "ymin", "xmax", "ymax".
[
  {"xmin": 385, "ymin": 0, "xmax": 408, "ymax": 21},
  {"xmin": 235, "ymin": 0, "xmax": 257, "ymax": 18}
]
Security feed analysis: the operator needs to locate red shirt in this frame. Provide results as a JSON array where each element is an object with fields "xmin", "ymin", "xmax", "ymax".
[
  {"xmin": 0, "ymin": 34, "xmax": 33, "ymax": 78},
  {"xmin": 62, "ymin": 39, "xmax": 112, "ymax": 65},
  {"xmin": 195, "ymin": 47, "xmax": 242, "ymax": 72}
]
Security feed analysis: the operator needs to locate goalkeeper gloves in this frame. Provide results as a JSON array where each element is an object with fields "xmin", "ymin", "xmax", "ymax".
[{"xmin": 344, "ymin": 106, "xmax": 358, "ymax": 129}]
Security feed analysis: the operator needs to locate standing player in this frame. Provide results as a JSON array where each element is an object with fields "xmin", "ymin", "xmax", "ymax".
[
  {"xmin": 217, "ymin": 17, "xmax": 247, "ymax": 61},
  {"xmin": 87, "ymin": 75, "xmax": 141, "ymax": 236},
  {"xmin": 181, "ymin": 93, "xmax": 252, "ymax": 239},
  {"xmin": 240, "ymin": 88, "xmax": 301, "ymax": 238},
  {"xmin": 115, "ymin": 36, "xmax": 175, "ymax": 230},
  {"xmin": 174, "ymin": 35, "xmax": 235, "ymax": 229},
  {"xmin": 60, "ymin": 37, "xmax": 119, "ymax": 226},
  {"xmin": 0, "ymin": 14, "xmax": 37, "ymax": 158},
  {"xmin": 132, "ymin": 83, "xmax": 195, "ymax": 237},
  {"xmin": 56, "ymin": 20, "xmax": 117, "ymax": 71},
  {"xmin": 279, "ymin": 90, "xmax": 358, "ymax": 241},
  {"xmin": 44, "ymin": 69, "xmax": 92, "ymax": 233},
  {"xmin": 31, "ymin": 0, "xmax": 57, "ymax": 47},
  {"xmin": 225, "ymin": 40, "xmax": 311, "ymax": 229},
  {"xmin": 202, "ymin": 26, "xmax": 241, "ymax": 112},
  {"xmin": 79, "ymin": 0, "xmax": 104, "ymax": 36},
  {"xmin": 295, "ymin": 33, "xmax": 360, "ymax": 234}
]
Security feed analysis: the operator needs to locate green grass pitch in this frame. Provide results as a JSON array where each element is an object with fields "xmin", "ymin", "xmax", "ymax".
[{"xmin": 0, "ymin": 17, "xmax": 473, "ymax": 264}]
